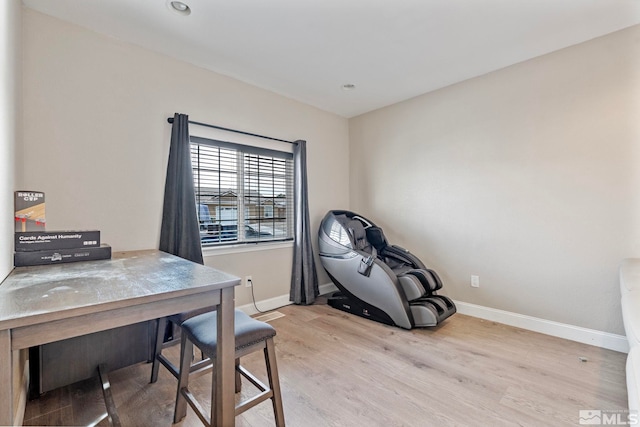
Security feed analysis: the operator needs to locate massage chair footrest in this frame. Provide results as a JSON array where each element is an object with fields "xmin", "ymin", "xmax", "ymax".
[{"xmin": 410, "ymin": 295, "xmax": 456, "ymax": 327}]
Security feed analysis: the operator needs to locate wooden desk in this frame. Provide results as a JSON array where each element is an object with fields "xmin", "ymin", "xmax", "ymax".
[{"xmin": 0, "ymin": 250, "xmax": 240, "ymax": 426}]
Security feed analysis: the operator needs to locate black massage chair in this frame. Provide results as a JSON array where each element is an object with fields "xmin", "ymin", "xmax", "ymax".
[{"xmin": 318, "ymin": 210, "xmax": 456, "ymax": 329}]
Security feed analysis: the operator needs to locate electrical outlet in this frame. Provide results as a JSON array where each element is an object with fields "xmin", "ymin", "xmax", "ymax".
[
  {"xmin": 471, "ymin": 275, "xmax": 480, "ymax": 288},
  {"xmin": 245, "ymin": 276, "xmax": 252, "ymax": 287}
]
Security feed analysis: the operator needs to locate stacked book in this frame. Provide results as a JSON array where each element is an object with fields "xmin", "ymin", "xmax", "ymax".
[{"xmin": 13, "ymin": 191, "xmax": 111, "ymax": 267}]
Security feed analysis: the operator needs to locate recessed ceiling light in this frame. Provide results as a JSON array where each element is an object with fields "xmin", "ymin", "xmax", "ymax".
[
  {"xmin": 168, "ymin": 1, "xmax": 191, "ymax": 16},
  {"xmin": 342, "ymin": 84, "xmax": 356, "ymax": 91}
]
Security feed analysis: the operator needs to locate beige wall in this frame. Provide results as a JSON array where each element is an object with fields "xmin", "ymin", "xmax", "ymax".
[
  {"xmin": 350, "ymin": 25, "xmax": 640, "ymax": 335},
  {"xmin": 1, "ymin": 0, "xmax": 20, "ymax": 281},
  {"xmin": 1, "ymin": 1, "xmax": 25, "ymax": 421},
  {"xmin": 204, "ymin": 245, "xmax": 295, "ymax": 308},
  {"xmin": 20, "ymin": 9, "xmax": 349, "ymax": 305}
]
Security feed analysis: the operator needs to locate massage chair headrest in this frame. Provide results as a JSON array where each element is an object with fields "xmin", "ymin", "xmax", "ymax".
[{"xmin": 366, "ymin": 227, "xmax": 388, "ymax": 251}]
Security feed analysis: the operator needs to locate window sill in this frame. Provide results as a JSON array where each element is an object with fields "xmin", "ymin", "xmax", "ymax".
[{"xmin": 202, "ymin": 240, "xmax": 293, "ymax": 256}]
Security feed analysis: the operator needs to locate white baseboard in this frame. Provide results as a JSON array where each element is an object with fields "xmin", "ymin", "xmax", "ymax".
[
  {"xmin": 238, "ymin": 284, "xmax": 628, "ymax": 353},
  {"xmin": 454, "ymin": 300, "xmax": 629, "ymax": 354},
  {"xmin": 237, "ymin": 283, "xmax": 336, "ymax": 316},
  {"xmin": 238, "ymin": 293, "xmax": 292, "ymax": 316}
]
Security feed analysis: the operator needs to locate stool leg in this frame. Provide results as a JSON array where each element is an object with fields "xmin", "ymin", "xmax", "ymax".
[
  {"xmin": 173, "ymin": 333, "xmax": 193, "ymax": 424},
  {"xmin": 150, "ymin": 317, "xmax": 167, "ymax": 383},
  {"xmin": 265, "ymin": 338, "xmax": 285, "ymax": 427},
  {"xmin": 235, "ymin": 358, "xmax": 241, "ymax": 393},
  {"xmin": 210, "ymin": 362, "xmax": 217, "ymax": 427}
]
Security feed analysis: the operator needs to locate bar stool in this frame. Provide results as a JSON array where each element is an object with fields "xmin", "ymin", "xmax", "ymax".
[{"xmin": 173, "ymin": 309, "xmax": 285, "ymax": 426}]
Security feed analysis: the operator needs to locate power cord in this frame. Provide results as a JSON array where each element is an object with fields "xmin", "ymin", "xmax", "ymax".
[{"xmin": 248, "ymin": 278, "xmax": 268, "ymax": 314}]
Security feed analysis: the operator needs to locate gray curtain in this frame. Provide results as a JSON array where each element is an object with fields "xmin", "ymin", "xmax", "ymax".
[
  {"xmin": 290, "ymin": 140, "xmax": 319, "ymax": 304},
  {"xmin": 159, "ymin": 113, "xmax": 203, "ymax": 265}
]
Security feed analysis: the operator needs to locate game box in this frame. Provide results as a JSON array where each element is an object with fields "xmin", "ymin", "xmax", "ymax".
[{"xmin": 14, "ymin": 243, "xmax": 112, "ymax": 267}]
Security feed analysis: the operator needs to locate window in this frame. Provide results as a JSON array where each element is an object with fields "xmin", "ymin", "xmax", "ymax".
[{"xmin": 191, "ymin": 136, "xmax": 294, "ymax": 246}]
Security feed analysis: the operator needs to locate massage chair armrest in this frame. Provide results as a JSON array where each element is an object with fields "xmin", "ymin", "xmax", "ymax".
[
  {"xmin": 386, "ymin": 245, "xmax": 426, "ymax": 270},
  {"xmin": 390, "ymin": 244, "xmax": 409, "ymax": 253}
]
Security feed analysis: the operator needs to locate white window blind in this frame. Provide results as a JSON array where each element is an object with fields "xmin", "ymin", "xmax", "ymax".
[{"xmin": 191, "ymin": 136, "xmax": 294, "ymax": 246}]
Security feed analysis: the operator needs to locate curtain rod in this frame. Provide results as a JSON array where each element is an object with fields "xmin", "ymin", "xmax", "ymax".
[{"xmin": 167, "ymin": 117, "xmax": 295, "ymax": 144}]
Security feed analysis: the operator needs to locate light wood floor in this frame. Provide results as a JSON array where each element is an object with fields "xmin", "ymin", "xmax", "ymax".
[{"xmin": 23, "ymin": 302, "xmax": 628, "ymax": 426}]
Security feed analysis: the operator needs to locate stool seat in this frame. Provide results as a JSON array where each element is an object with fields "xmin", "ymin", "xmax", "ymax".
[{"xmin": 182, "ymin": 310, "xmax": 276, "ymax": 355}]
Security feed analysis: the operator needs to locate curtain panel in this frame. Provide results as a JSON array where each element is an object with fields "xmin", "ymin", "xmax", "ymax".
[
  {"xmin": 159, "ymin": 113, "xmax": 204, "ymax": 265},
  {"xmin": 289, "ymin": 140, "xmax": 319, "ymax": 305}
]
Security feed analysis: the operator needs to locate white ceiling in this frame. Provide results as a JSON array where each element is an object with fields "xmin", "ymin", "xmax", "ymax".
[{"xmin": 21, "ymin": 0, "xmax": 640, "ymax": 118}]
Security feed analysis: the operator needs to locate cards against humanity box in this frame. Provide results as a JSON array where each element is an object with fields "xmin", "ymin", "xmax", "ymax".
[
  {"xmin": 14, "ymin": 244, "xmax": 112, "ymax": 267},
  {"xmin": 14, "ymin": 191, "xmax": 46, "ymax": 232},
  {"xmin": 15, "ymin": 230, "xmax": 100, "ymax": 252}
]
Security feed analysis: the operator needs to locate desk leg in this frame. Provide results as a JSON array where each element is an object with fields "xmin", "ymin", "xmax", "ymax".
[
  {"xmin": 97, "ymin": 364, "xmax": 122, "ymax": 427},
  {"xmin": 0, "ymin": 329, "xmax": 13, "ymax": 426},
  {"xmin": 214, "ymin": 286, "xmax": 235, "ymax": 427}
]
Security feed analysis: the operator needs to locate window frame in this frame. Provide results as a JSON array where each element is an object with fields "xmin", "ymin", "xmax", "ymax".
[{"xmin": 190, "ymin": 135, "xmax": 295, "ymax": 248}]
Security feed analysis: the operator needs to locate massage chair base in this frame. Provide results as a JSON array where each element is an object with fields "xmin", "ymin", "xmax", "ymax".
[
  {"xmin": 327, "ymin": 291, "xmax": 396, "ymax": 327},
  {"xmin": 327, "ymin": 291, "xmax": 456, "ymax": 329}
]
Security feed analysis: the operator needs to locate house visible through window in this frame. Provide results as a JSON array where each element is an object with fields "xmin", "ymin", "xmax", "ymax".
[{"xmin": 191, "ymin": 136, "xmax": 294, "ymax": 246}]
